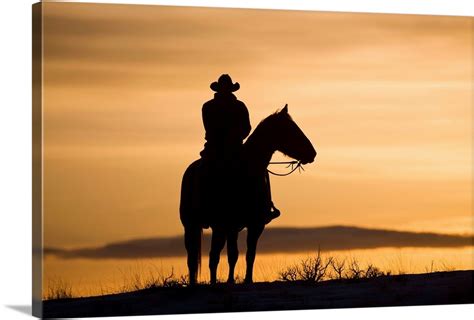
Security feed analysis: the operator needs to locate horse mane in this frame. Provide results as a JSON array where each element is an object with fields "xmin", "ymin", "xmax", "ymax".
[
  {"xmin": 245, "ymin": 109, "xmax": 293, "ymax": 153},
  {"xmin": 255, "ymin": 109, "xmax": 293, "ymax": 130}
]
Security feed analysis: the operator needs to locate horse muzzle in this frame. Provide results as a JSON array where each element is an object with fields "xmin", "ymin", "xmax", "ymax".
[{"xmin": 301, "ymin": 149, "xmax": 317, "ymax": 165}]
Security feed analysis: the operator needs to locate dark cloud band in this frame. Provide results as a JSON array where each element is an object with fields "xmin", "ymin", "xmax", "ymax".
[{"xmin": 45, "ymin": 226, "xmax": 474, "ymax": 260}]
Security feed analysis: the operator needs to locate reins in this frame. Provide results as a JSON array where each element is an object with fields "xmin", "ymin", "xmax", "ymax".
[{"xmin": 267, "ymin": 160, "xmax": 305, "ymax": 176}]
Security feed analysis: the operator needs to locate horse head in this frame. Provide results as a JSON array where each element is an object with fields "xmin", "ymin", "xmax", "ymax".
[{"xmin": 265, "ymin": 104, "xmax": 316, "ymax": 164}]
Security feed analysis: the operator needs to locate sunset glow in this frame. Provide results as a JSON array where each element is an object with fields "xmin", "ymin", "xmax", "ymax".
[{"xmin": 40, "ymin": 2, "xmax": 473, "ymax": 296}]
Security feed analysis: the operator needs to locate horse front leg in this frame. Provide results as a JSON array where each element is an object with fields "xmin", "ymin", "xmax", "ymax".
[
  {"xmin": 209, "ymin": 227, "xmax": 226, "ymax": 285},
  {"xmin": 244, "ymin": 224, "xmax": 265, "ymax": 284},
  {"xmin": 226, "ymin": 230, "xmax": 239, "ymax": 284}
]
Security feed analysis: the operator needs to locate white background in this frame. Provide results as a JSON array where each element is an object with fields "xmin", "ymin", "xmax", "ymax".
[{"xmin": 0, "ymin": 1, "xmax": 472, "ymax": 319}]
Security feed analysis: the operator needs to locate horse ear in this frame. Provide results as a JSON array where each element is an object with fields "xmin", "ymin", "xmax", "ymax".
[{"xmin": 281, "ymin": 104, "xmax": 288, "ymax": 114}]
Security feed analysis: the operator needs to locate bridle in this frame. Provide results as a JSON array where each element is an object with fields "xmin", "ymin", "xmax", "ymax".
[{"xmin": 267, "ymin": 160, "xmax": 305, "ymax": 177}]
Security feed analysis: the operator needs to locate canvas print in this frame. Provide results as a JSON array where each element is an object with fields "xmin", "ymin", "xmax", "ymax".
[{"xmin": 32, "ymin": 1, "xmax": 473, "ymax": 318}]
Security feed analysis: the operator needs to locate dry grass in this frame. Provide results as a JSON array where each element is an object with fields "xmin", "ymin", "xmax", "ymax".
[
  {"xmin": 45, "ymin": 266, "xmax": 188, "ymax": 301},
  {"xmin": 118, "ymin": 266, "xmax": 188, "ymax": 293},
  {"xmin": 46, "ymin": 279, "xmax": 74, "ymax": 300},
  {"xmin": 44, "ymin": 255, "xmax": 459, "ymax": 300}
]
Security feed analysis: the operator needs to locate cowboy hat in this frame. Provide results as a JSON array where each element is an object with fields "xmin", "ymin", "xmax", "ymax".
[{"xmin": 210, "ymin": 74, "xmax": 240, "ymax": 92}]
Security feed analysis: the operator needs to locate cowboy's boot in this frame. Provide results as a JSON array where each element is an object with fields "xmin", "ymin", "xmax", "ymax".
[{"xmin": 264, "ymin": 202, "xmax": 281, "ymax": 224}]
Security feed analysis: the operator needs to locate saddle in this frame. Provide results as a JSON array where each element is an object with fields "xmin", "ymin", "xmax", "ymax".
[{"xmin": 193, "ymin": 156, "xmax": 267, "ymax": 230}]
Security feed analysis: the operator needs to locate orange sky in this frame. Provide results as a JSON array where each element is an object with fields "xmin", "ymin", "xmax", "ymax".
[{"xmin": 42, "ymin": 2, "xmax": 473, "ymax": 248}]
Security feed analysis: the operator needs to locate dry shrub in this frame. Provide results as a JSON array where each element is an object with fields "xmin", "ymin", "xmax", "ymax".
[
  {"xmin": 330, "ymin": 258, "xmax": 347, "ymax": 279},
  {"xmin": 279, "ymin": 248, "xmax": 333, "ymax": 282},
  {"xmin": 365, "ymin": 264, "xmax": 390, "ymax": 278},
  {"xmin": 347, "ymin": 259, "xmax": 364, "ymax": 279},
  {"xmin": 280, "ymin": 253, "xmax": 393, "ymax": 283}
]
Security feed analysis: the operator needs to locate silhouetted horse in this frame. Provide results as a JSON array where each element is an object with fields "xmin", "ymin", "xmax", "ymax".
[{"xmin": 180, "ymin": 105, "xmax": 316, "ymax": 284}]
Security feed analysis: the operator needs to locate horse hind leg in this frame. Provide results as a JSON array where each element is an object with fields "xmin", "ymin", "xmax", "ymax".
[
  {"xmin": 209, "ymin": 228, "xmax": 226, "ymax": 285},
  {"xmin": 244, "ymin": 224, "xmax": 265, "ymax": 284},
  {"xmin": 226, "ymin": 230, "xmax": 239, "ymax": 284},
  {"xmin": 184, "ymin": 225, "xmax": 201, "ymax": 286}
]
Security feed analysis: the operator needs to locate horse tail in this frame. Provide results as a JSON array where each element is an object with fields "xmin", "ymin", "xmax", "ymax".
[
  {"xmin": 180, "ymin": 159, "xmax": 201, "ymax": 226},
  {"xmin": 197, "ymin": 228, "xmax": 202, "ymax": 279}
]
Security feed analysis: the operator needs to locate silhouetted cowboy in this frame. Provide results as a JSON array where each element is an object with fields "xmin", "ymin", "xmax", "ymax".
[
  {"xmin": 200, "ymin": 74, "xmax": 251, "ymax": 160},
  {"xmin": 199, "ymin": 74, "xmax": 280, "ymax": 225}
]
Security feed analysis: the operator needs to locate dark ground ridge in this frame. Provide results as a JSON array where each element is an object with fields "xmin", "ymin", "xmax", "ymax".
[{"xmin": 43, "ymin": 270, "xmax": 474, "ymax": 318}]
